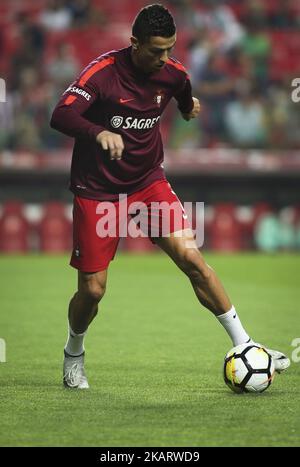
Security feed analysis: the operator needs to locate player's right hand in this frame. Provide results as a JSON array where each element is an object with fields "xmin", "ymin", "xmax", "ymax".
[{"xmin": 96, "ymin": 130, "xmax": 124, "ymax": 160}]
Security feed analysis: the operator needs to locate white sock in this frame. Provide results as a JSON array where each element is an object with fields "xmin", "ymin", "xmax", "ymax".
[
  {"xmin": 217, "ymin": 306, "xmax": 250, "ymax": 346},
  {"xmin": 64, "ymin": 324, "xmax": 86, "ymax": 357}
]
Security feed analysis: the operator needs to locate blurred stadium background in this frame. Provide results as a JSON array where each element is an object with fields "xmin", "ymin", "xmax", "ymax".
[{"xmin": 0, "ymin": 0, "xmax": 300, "ymax": 254}]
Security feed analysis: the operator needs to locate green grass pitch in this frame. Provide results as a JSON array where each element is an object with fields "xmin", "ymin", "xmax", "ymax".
[{"xmin": 0, "ymin": 252, "xmax": 299, "ymax": 447}]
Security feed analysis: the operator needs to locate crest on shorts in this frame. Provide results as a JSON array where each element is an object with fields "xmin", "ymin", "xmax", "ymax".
[
  {"xmin": 74, "ymin": 247, "xmax": 81, "ymax": 258},
  {"xmin": 154, "ymin": 90, "xmax": 164, "ymax": 107}
]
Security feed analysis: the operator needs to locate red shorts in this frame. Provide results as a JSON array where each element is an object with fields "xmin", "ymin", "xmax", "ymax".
[{"xmin": 70, "ymin": 180, "xmax": 190, "ymax": 272}]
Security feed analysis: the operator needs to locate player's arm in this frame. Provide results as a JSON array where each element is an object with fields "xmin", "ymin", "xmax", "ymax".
[
  {"xmin": 50, "ymin": 69, "xmax": 124, "ymax": 160},
  {"xmin": 174, "ymin": 75, "xmax": 200, "ymax": 121}
]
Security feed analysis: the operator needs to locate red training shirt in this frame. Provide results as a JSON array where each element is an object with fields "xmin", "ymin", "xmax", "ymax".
[{"xmin": 50, "ymin": 46, "xmax": 194, "ymax": 200}]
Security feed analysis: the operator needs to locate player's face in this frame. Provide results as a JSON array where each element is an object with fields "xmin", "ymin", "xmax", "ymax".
[{"xmin": 132, "ymin": 34, "xmax": 176, "ymax": 73}]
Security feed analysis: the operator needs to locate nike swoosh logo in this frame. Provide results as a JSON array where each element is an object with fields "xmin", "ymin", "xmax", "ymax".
[{"xmin": 119, "ymin": 98, "xmax": 134, "ymax": 104}]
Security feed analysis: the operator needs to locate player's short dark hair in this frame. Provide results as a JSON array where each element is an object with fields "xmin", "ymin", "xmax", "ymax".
[{"xmin": 132, "ymin": 4, "xmax": 176, "ymax": 44}]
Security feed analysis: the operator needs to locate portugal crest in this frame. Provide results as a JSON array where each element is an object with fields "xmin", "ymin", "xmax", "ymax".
[{"xmin": 110, "ymin": 116, "xmax": 123, "ymax": 128}]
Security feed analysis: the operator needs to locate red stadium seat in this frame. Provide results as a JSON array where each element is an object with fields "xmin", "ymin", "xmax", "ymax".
[
  {"xmin": 294, "ymin": 204, "xmax": 300, "ymax": 224},
  {"xmin": 269, "ymin": 31, "xmax": 298, "ymax": 80},
  {"xmin": 209, "ymin": 203, "xmax": 242, "ymax": 252},
  {"xmin": 235, "ymin": 206, "xmax": 255, "ymax": 250},
  {"xmin": 96, "ymin": 0, "xmax": 146, "ymax": 23},
  {"xmin": 0, "ymin": 201, "xmax": 30, "ymax": 253},
  {"xmin": 38, "ymin": 202, "xmax": 72, "ymax": 253}
]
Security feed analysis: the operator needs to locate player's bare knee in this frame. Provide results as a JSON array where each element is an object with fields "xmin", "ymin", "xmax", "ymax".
[
  {"xmin": 178, "ymin": 248, "xmax": 199, "ymax": 273},
  {"xmin": 79, "ymin": 280, "xmax": 106, "ymax": 304},
  {"xmin": 84, "ymin": 283, "xmax": 106, "ymax": 303},
  {"xmin": 78, "ymin": 271, "xmax": 107, "ymax": 304},
  {"xmin": 181, "ymin": 249, "xmax": 211, "ymax": 282},
  {"xmin": 195, "ymin": 264, "xmax": 212, "ymax": 283}
]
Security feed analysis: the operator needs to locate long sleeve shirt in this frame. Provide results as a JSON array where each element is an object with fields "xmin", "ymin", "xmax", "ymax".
[{"xmin": 50, "ymin": 46, "xmax": 194, "ymax": 200}]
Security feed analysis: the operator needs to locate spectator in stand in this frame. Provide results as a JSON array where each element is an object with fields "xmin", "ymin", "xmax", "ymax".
[
  {"xmin": 286, "ymin": 99, "xmax": 300, "ymax": 149},
  {"xmin": 169, "ymin": 110, "xmax": 201, "ymax": 149},
  {"xmin": 10, "ymin": 36, "xmax": 40, "ymax": 91},
  {"xmin": 188, "ymin": 27, "xmax": 215, "ymax": 86},
  {"xmin": 15, "ymin": 12, "xmax": 46, "ymax": 59},
  {"xmin": 267, "ymin": 82, "xmax": 291, "ymax": 149},
  {"xmin": 269, "ymin": 0, "xmax": 300, "ymax": 30},
  {"xmin": 195, "ymin": 52, "xmax": 234, "ymax": 146},
  {"xmin": 0, "ymin": 92, "xmax": 15, "ymax": 150},
  {"xmin": 65, "ymin": 0, "xmax": 106, "ymax": 28},
  {"xmin": 10, "ymin": 12, "xmax": 45, "ymax": 91},
  {"xmin": 241, "ymin": 0, "xmax": 268, "ymax": 30},
  {"xmin": 65, "ymin": 0, "xmax": 92, "ymax": 27},
  {"xmin": 192, "ymin": 0, "xmax": 244, "ymax": 53},
  {"xmin": 263, "ymin": 79, "xmax": 300, "ymax": 150},
  {"xmin": 169, "ymin": 0, "xmax": 244, "ymax": 52},
  {"xmin": 47, "ymin": 43, "xmax": 80, "ymax": 96},
  {"xmin": 12, "ymin": 68, "xmax": 52, "ymax": 151},
  {"xmin": 167, "ymin": 0, "xmax": 199, "ymax": 29},
  {"xmin": 225, "ymin": 80, "xmax": 268, "ymax": 148},
  {"xmin": 225, "ymin": 47, "xmax": 256, "ymax": 87},
  {"xmin": 240, "ymin": 21, "xmax": 271, "ymax": 90},
  {"xmin": 39, "ymin": 0, "xmax": 72, "ymax": 31}
]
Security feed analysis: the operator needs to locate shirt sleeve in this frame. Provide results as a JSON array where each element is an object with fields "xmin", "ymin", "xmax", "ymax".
[
  {"xmin": 50, "ymin": 70, "xmax": 107, "ymax": 140},
  {"xmin": 174, "ymin": 75, "xmax": 194, "ymax": 115}
]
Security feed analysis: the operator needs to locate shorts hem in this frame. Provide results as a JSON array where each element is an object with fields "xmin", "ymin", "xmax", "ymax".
[{"xmin": 70, "ymin": 260, "xmax": 111, "ymax": 273}]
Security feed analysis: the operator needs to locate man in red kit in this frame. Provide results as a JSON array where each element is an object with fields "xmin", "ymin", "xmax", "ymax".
[{"xmin": 50, "ymin": 4, "xmax": 290, "ymax": 389}]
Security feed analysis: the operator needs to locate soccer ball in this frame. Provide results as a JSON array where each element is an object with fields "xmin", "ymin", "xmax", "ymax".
[{"xmin": 224, "ymin": 343, "xmax": 275, "ymax": 394}]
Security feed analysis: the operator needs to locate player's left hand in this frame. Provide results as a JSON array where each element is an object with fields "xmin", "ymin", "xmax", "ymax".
[{"xmin": 181, "ymin": 97, "xmax": 200, "ymax": 121}]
